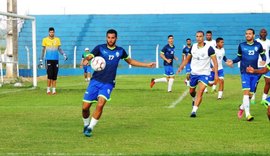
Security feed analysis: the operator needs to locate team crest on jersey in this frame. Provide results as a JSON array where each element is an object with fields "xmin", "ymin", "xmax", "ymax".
[
  {"xmin": 254, "ymin": 46, "xmax": 258, "ymax": 51},
  {"xmin": 107, "ymin": 89, "xmax": 111, "ymax": 94},
  {"xmin": 116, "ymin": 52, "xmax": 120, "ymax": 57}
]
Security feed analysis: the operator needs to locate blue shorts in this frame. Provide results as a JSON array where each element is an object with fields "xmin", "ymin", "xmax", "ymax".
[
  {"xmin": 83, "ymin": 79, "xmax": 114, "ymax": 103},
  {"xmin": 83, "ymin": 65, "xmax": 91, "ymax": 73},
  {"xmin": 185, "ymin": 63, "xmax": 191, "ymax": 74},
  {"xmin": 164, "ymin": 65, "xmax": 175, "ymax": 76},
  {"xmin": 209, "ymin": 69, "xmax": 224, "ymax": 83},
  {"xmin": 241, "ymin": 73, "xmax": 260, "ymax": 93},
  {"xmin": 264, "ymin": 70, "xmax": 270, "ymax": 78},
  {"xmin": 190, "ymin": 74, "xmax": 209, "ymax": 88}
]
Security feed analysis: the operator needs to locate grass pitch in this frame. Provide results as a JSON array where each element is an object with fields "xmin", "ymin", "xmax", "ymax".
[{"xmin": 0, "ymin": 75, "xmax": 270, "ymax": 155}]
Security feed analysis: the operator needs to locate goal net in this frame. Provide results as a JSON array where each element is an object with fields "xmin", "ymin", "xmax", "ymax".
[{"xmin": 0, "ymin": 11, "xmax": 37, "ymax": 87}]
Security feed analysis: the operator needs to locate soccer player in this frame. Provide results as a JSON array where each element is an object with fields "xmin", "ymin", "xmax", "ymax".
[
  {"xmin": 204, "ymin": 30, "xmax": 216, "ymax": 93},
  {"xmin": 40, "ymin": 27, "xmax": 67, "ymax": 95},
  {"xmin": 80, "ymin": 47, "xmax": 91, "ymax": 82},
  {"xmin": 177, "ymin": 31, "xmax": 218, "ymax": 117},
  {"xmin": 254, "ymin": 29, "xmax": 270, "ymax": 103},
  {"xmin": 82, "ymin": 29, "xmax": 155, "ymax": 137},
  {"xmin": 182, "ymin": 38, "xmax": 192, "ymax": 86},
  {"xmin": 150, "ymin": 35, "xmax": 178, "ymax": 92},
  {"xmin": 208, "ymin": 37, "xmax": 232, "ymax": 99},
  {"xmin": 246, "ymin": 63, "xmax": 270, "ymax": 120},
  {"xmin": 227, "ymin": 28, "xmax": 266, "ymax": 121}
]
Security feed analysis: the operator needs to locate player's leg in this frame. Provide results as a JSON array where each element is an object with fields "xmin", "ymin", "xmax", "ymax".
[
  {"xmin": 51, "ymin": 60, "xmax": 59, "ymax": 94},
  {"xmin": 251, "ymin": 74, "xmax": 262, "ymax": 104},
  {"xmin": 217, "ymin": 78, "xmax": 224, "ymax": 99},
  {"xmin": 260, "ymin": 96, "xmax": 270, "ymax": 120},
  {"xmin": 217, "ymin": 70, "xmax": 225, "ymax": 99},
  {"xmin": 46, "ymin": 60, "xmax": 53, "ymax": 94},
  {"xmin": 210, "ymin": 71, "xmax": 217, "ymax": 92},
  {"xmin": 85, "ymin": 82, "xmax": 114, "ymax": 137},
  {"xmin": 262, "ymin": 75, "xmax": 270, "ymax": 101},
  {"xmin": 87, "ymin": 66, "xmax": 91, "ymax": 81},
  {"xmin": 150, "ymin": 66, "xmax": 169, "ymax": 88},
  {"xmin": 191, "ymin": 81, "xmax": 207, "ymax": 117},
  {"xmin": 167, "ymin": 66, "xmax": 175, "ymax": 92},
  {"xmin": 82, "ymin": 102, "xmax": 92, "ymax": 132},
  {"xmin": 189, "ymin": 74, "xmax": 198, "ymax": 107},
  {"xmin": 83, "ymin": 66, "xmax": 88, "ymax": 81},
  {"xmin": 185, "ymin": 63, "xmax": 191, "ymax": 86}
]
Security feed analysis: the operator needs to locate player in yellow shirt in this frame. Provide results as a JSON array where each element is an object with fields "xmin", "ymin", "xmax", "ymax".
[{"xmin": 40, "ymin": 27, "xmax": 67, "ymax": 94}]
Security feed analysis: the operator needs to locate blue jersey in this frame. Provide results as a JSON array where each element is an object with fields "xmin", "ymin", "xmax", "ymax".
[
  {"xmin": 161, "ymin": 44, "xmax": 175, "ymax": 66},
  {"xmin": 182, "ymin": 45, "xmax": 191, "ymax": 63},
  {"xmin": 90, "ymin": 44, "xmax": 129, "ymax": 85},
  {"xmin": 233, "ymin": 41, "xmax": 265, "ymax": 73}
]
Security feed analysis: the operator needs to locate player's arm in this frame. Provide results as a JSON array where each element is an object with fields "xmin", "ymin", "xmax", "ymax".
[
  {"xmin": 40, "ymin": 46, "xmax": 46, "ymax": 65},
  {"xmin": 181, "ymin": 49, "xmax": 186, "ymax": 62},
  {"xmin": 231, "ymin": 45, "xmax": 242, "ymax": 65},
  {"xmin": 125, "ymin": 58, "xmax": 155, "ymax": 68},
  {"xmin": 177, "ymin": 54, "xmax": 191, "ymax": 74},
  {"xmin": 246, "ymin": 65, "xmax": 270, "ymax": 74},
  {"xmin": 209, "ymin": 47, "xmax": 218, "ymax": 83},
  {"xmin": 259, "ymin": 45, "xmax": 266, "ymax": 66},
  {"xmin": 160, "ymin": 52, "xmax": 171, "ymax": 64}
]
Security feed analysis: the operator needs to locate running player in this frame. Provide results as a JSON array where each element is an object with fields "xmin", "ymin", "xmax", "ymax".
[
  {"xmin": 228, "ymin": 28, "xmax": 266, "ymax": 121},
  {"xmin": 150, "ymin": 35, "xmax": 178, "ymax": 92},
  {"xmin": 177, "ymin": 31, "xmax": 218, "ymax": 118},
  {"xmin": 182, "ymin": 38, "xmax": 192, "ymax": 86},
  {"xmin": 80, "ymin": 47, "xmax": 91, "ymax": 82}
]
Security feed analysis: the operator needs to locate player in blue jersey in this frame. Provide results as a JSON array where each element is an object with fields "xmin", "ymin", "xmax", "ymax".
[
  {"xmin": 182, "ymin": 38, "xmax": 192, "ymax": 86},
  {"xmin": 177, "ymin": 31, "xmax": 218, "ymax": 118},
  {"xmin": 246, "ymin": 63, "xmax": 270, "ymax": 120},
  {"xmin": 80, "ymin": 47, "xmax": 91, "ymax": 82},
  {"xmin": 228, "ymin": 28, "xmax": 266, "ymax": 121},
  {"xmin": 150, "ymin": 35, "xmax": 178, "ymax": 92},
  {"xmin": 81, "ymin": 29, "xmax": 155, "ymax": 137},
  {"xmin": 40, "ymin": 27, "xmax": 68, "ymax": 95}
]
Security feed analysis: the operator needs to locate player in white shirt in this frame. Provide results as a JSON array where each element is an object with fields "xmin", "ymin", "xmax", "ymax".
[
  {"xmin": 252, "ymin": 28, "xmax": 270, "ymax": 104},
  {"xmin": 177, "ymin": 31, "xmax": 218, "ymax": 118},
  {"xmin": 204, "ymin": 30, "xmax": 216, "ymax": 93},
  {"xmin": 208, "ymin": 37, "xmax": 232, "ymax": 99}
]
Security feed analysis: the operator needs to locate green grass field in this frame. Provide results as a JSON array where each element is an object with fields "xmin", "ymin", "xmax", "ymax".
[{"xmin": 0, "ymin": 75, "xmax": 270, "ymax": 155}]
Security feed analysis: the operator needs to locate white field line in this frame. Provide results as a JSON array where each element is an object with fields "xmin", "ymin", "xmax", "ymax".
[{"xmin": 168, "ymin": 89, "xmax": 189, "ymax": 108}]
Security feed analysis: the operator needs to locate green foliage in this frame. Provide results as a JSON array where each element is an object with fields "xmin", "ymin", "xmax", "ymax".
[{"xmin": 0, "ymin": 75, "xmax": 269, "ymax": 155}]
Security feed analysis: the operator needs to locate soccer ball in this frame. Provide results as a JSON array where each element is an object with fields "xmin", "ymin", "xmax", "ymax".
[{"xmin": 91, "ymin": 56, "xmax": 106, "ymax": 71}]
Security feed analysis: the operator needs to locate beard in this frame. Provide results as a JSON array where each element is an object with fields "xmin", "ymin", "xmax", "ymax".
[{"xmin": 107, "ymin": 40, "xmax": 116, "ymax": 47}]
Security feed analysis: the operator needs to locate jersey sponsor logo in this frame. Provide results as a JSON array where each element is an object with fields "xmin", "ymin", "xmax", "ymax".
[
  {"xmin": 255, "ymin": 46, "xmax": 258, "ymax": 51},
  {"xmin": 116, "ymin": 51, "xmax": 120, "ymax": 57},
  {"xmin": 248, "ymin": 50, "xmax": 255, "ymax": 55}
]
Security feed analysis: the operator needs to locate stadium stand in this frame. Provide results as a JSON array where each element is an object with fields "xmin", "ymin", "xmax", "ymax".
[{"xmin": 18, "ymin": 13, "xmax": 270, "ymax": 74}]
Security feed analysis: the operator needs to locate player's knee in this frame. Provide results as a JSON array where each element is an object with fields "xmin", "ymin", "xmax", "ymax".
[{"xmin": 190, "ymin": 91, "xmax": 196, "ymax": 98}]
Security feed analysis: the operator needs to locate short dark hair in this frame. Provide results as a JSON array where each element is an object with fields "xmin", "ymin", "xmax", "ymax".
[
  {"xmin": 107, "ymin": 29, "xmax": 117, "ymax": 37},
  {"xmin": 49, "ymin": 27, "xmax": 55, "ymax": 32},
  {"xmin": 206, "ymin": 30, "xmax": 212, "ymax": 34},
  {"xmin": 247, "ymin": 28, "xmax": 255, "ymax": 34},
  {"xmin": 186, "ymin": 38, "xmax": 191, "ymax": 41},
  {"xmin": 216, "ymin": 37, "xmax": 224, "ymax": 43},
  {"xmin": 168, "ymin": 35, "xmax": 173, "ymax": 38},
  {"xmin": 196, "ymin": 31, "xmax": 204, "ymax": 36}
]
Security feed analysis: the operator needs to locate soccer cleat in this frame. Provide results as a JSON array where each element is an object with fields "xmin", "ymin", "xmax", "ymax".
[
  {"xmin": 246, "ymin": 115, "xmax": 254, "ymax": 121},
  {"xmin": 84, "ymin": 127, "xmax": 92, "ymax": 137},
  {"xmin": 217, "ymin": 98, "xmax": 221, "ymax": 100},
  {"xmin": 47, "ymin": 91, "xmax": 51, "ymax": 95},
  {"xmin": 83, "ymin": 125, "xmax": 89, "ymax": 133},
  {"xmin": 190, "ymin": 112, "xmax": 196, "ymax": 118},
  {"xmin": 250, "ymin": 100, "xmax": 256, "ymax": 105},
  {"xmin": 260, "ymin": 100, "xmax": 269, "ymax": 109},
  {"xmin": 150, "ymin": 78, "xmax": 155, "ymax": 88},
  {"xmin": 238, "ymin": 109, "xmax": 244, "ymax": 119},
  {"xmin": 52, "ymin": 92, "xmax": 56, "ymax": 95}
]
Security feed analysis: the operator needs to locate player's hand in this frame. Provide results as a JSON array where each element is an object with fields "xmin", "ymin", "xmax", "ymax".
[
  {"xmin": 226, "ymin": 59, "xmax": 233, "ymax": 67},
  {"xmin": 176, "ymin": 67, "xmax": 182, "ymax": 75},
  {"xmin": 259, "ymin": 61, "xmax": 266, "ymax": 66},
  {"xmin": 146, "ymin": 62, "xmax": 156, "ymax": 68},
  {"xmin": 246, "ymin": 65, "xmax": 255, "ymax": 73},
  {"xmin": 80, "ymin": 65, "xmax": 83, "ymax": 68},
  {"xmin": 174, "ymin": 57, "xmax": 179, "ymax": 61},
  {"xmin": 166, "ymin": 59, "xmax": 172, "ymax": 64},
  {"xmin": 63, "ymin": 54, "xmax": 68, "ymax": 61}
]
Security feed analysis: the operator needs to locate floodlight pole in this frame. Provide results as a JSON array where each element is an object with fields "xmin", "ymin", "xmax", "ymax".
[{"xmin": 0, "ymin": 11, "xmax": 37, "ymax": 87}]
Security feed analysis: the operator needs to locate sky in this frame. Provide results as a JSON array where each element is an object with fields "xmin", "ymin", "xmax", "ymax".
[{"xmin": 0, "ymin": 0, "xmax": 270, "ymax": 15}]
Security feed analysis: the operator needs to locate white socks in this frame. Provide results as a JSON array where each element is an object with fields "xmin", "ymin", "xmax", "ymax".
[
  {"xmin": 47, "ymin": 87, "xmax": 50, "ymax": 93},
  {"xmin": 88, "ymin": 117, "xmax": 99, "ymax": 130},
  {"xmin": 262, "ymin": 93, "xmax": 268, "ymax": 100},
  {"xmin": 212, "ymin": 85, "xmax": 217, "ymax": 91},
  {"xmin": 243, "ymin": 95, "xmax": 250, "ymax": 117},
  {"xmin": 52, "ymin": 87, "xmax": 56, "ymax": 93},
  {"xmin": 251, "ymin": 94, "xmax": 255, "ymax": 101},
  {"xmin": 218, "ymin": 91, "xmax": 223, "ymax": 99},
  {"xmin": 168, "ymin": 78, "xmax": 174, "ymax": 92},
  {"xmin": 154, "ymin": 78, "xmax": 167, "ymax": 83},
  {"xmin": 82, "ymin": 117, "xmax": 90, "ymax": 126},
  {"xmin": 192, "ymin": 106, "xmax": 198, "ymax": 113}
]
